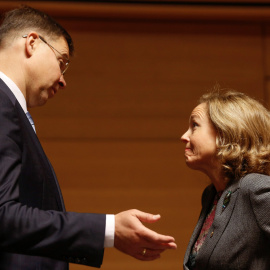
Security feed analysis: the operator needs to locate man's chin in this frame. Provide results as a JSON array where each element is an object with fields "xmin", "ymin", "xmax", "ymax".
[
  {"xmin": 49, "ymin": 88, "xmax": 57, "ymax": 98},
  {"xmin": 34, "ymin": 97, "xmax": 49, "ymax": 107},
  {"xmin": 27, "ymin": 99, "xmax": 47, "ymax": 108}
]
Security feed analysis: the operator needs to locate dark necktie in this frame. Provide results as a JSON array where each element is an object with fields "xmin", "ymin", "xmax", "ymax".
[{"xmin": 26, "ymin": 111, "xmax": 36, "ymax": 133}]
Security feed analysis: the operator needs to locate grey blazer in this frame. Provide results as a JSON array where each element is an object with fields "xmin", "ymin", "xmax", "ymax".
[{"xmin": 183, "ymin": 173, "xmax": 270, "ymax": 270}]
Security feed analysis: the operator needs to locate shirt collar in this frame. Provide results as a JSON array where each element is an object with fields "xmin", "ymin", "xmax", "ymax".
[{"xmin": 0, "ymin": 71, "xmax": 27, "ymax": 113}]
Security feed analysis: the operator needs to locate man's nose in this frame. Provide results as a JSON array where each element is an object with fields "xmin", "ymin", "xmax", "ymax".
[{"xmin": 58, "ymin": 74, "xmax": 66, "ymax": 88}]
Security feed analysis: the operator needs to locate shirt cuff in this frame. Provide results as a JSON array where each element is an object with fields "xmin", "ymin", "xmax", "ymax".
[{"xmin": 104, "ymin": 214, "xmax": 115, "ymax": 248}]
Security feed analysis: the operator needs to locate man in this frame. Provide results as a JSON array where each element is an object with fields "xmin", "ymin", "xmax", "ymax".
[{"xmin": 0, "ymin": 5, "xmax": 176, "ymax": 270}]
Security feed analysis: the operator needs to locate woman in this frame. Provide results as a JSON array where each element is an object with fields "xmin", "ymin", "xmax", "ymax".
[{"xmin": 181, "ymin": 89, "xmax": 270, "ymax": 270}]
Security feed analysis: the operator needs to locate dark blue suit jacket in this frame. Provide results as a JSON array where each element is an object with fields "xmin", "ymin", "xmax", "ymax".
[{"xmin": 0, "ymin": 79, "xmax": 106, "ymax": 269}]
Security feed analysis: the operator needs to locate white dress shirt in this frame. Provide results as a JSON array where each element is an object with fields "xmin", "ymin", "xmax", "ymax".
[{"xmin": 0, "ymin": 71, "xmax": 115, "ymax": 248}]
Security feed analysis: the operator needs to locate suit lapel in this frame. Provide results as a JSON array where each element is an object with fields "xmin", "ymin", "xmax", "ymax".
[
  {"xmin": 0, "ymin": 78, "xmax": 17, "ymax": 105},
  {"xmin": 183, "ymin": 185, "xmax": 216, "ymax": 269},
  {"xmin": 0, "ymin": 80, "xmax": 65, "ymax": 211},
  {"xmin": 195, "ymin": 180, "xmax": 240, "ymax": 270},
  {"xmin": 15, "ymin": 102, "xmax": 65, "ymax": 211}
]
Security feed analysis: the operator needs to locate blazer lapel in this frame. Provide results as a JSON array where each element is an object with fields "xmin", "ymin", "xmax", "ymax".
[
  {"xmin": 0, "ymin": 78, "xmax": 17, "ymax": 105},
  {"xmin": 15, "ymin": 102, "xmax": 66, "ymax": 211},
  {"xmin": 183, "ymin": 185, "xmax": 216, "ymax": 269},
  {"xmin": 195, "ymin": 180, "xmax": 240, "ymax": 270},
  {"xmin": 0, "ymin": 80, "xmax": 65, "ymax": 212}
]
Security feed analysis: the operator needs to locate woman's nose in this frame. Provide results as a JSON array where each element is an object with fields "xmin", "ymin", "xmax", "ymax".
[{"xmin": 181, "ymin": 130, "xmax": 190, "ymax": 143}]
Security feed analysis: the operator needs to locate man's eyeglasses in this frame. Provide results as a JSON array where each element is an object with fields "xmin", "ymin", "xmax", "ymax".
[{"xmin": 22, "ymin": 34, "xmax": 70, "ymax": 75}]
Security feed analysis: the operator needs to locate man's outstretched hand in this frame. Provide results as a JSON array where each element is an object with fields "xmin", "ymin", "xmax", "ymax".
[{"xmin": 114, "ymin": 209, "xmax": 177, "ymax": 261}]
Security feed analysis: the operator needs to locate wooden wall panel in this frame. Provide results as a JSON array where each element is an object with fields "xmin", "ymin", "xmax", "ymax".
[
  {"xmin": 264, "ymin": 26, "xmax": 270, "ymax": 104},
  {"xmin": 0, "ymin": 1, "xmax": 269, "ymax": 270},
  {"xmin": 31, "ymin": 16, "xmax": 265, "ymax": 270},
  {"xmin": 42, "ymin": 140, "xmax": 207, "ymax": 270},
  {"xmin": 34, "ymin": 21, "xmax": 264, "ymax": 140},
  {"xmin": 3, "ymin": 1, "xmax": 270, "ymax": 23}
]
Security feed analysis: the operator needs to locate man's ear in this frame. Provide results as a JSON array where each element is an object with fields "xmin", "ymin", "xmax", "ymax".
[{"xmin": 23, "ymin": 32, "xmax": 39, "ymax": 57}]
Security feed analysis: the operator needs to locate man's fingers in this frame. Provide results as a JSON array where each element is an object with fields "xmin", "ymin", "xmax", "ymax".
[
  {"xmin": 134, "ymin": 210, "xmax": 161, "ymax": 224},
  {"xmin": 114, "ymin": 209, "xmax": 177, "ymax": 261},
  {"xmin": 133, "ymin": 210, "xmax": 177, "ymax": 248},
  {"xmin": 145, "ymin": 240, "xmax": 177, "ymax": 250},
  {"xmin": 142, "ymin": 248, "xmax": 165, "ymax": 256},
  {"xmin": 135, "ymin": 248, "xmax": 165, "ymax": 261},
  {"xmin": 140, "ymin": 227, "xmax": 177, "ymax": 249}
]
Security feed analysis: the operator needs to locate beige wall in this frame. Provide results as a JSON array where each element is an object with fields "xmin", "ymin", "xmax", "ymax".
[{"xmin": 2, "ymin": 1, "xmax": 270, "ymax": 269}]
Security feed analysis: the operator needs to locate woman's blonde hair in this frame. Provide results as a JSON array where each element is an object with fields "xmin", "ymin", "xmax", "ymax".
[{"xmin": 200, "ymin": 88, "xmax": 270, "ymax": 181}]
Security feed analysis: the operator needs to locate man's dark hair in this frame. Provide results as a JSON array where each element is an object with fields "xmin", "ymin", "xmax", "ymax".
[{"xmin": 0, "ymin": 5, "xmax": 74, "ymax": 55}]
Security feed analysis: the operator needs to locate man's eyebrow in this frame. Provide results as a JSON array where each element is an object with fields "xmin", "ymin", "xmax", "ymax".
[
  {"xmin": 57, "ymin": 52, "xmax": 69, "ymax": 60},
  {"xmin": 62, "ymin": 53, "xmax": 69, "ymax": 59}
]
